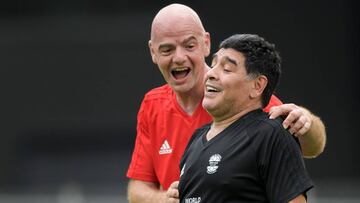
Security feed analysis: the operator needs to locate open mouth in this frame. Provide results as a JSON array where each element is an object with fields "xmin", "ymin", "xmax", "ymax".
[
  {"xmin": 206, "ymin": 85, "xmax": 220, "ymax": 92},
  {"xmin": 171, "ymin": 67, "xmax": 190, "ymax": 80}
]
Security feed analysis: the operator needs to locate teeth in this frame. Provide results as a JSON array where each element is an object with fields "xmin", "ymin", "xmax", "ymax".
[
  {"xmin": 173, "ymin": 67, "xmax": 189, "ymax": 72},
  {"xmin": 207, "ymin": 86, "xmax": 219, "ymax": 92}
]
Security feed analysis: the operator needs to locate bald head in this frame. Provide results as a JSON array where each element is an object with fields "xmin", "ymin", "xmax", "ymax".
[{"xmin": 151, "ymin": 4, "xmax": 206, "ymax": 41}]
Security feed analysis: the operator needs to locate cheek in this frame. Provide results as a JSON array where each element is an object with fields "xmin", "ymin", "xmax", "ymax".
[
  {"xmin": 190, "ymin": 49, "xmax": 205, "ymax": 61},
  {"xmin": 224, "ymin": 81, "xmax": 248, "ymax": 97},
  {"xmin": 156, "ymin": 57, "xmax": 171, "ymax": 69},
  {"xmin": 157, "ymin": 63, "xmax": 171, "ymax": 78}
]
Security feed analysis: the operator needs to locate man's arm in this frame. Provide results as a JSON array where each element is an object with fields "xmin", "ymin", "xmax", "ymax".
[
  {"xmin": 289, "ymin": 194, "xmax": 307, "ymax": 203},
  {"xmin": 128, "ymin": 179, "xmax": 166, "ymax": 203},
  {"xmin": 296, "ymin": 107, "xmax": 326, "ymax": 158},
  {"xmin": 269, "ymin": 104, "xmax": 326, "ymax": 158}
]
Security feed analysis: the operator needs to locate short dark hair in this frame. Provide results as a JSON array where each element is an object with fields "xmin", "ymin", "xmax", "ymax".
[{"xmin": 219, "ymin": 34, "xmax": 282, "ymax": 107}]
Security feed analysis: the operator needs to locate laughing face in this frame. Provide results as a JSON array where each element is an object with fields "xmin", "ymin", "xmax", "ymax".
[
  {"xmin": 149, "ymin": 11, "xmax": 210, "ymax": 94},
  {"xmin": 203, "ymin": 48, "xmax": 259, "ymax": 120}
]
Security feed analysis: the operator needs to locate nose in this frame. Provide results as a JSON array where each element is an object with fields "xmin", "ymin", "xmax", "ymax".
[
  {"xmin": 172, "ymin": 48, "xmax": 186, "ymax": 65},
  {"xmin": 206, "ymin": 65, "xmax": 218, "ymax": 81}
]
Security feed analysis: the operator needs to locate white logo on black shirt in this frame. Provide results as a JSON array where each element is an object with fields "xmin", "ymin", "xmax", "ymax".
[
  {"xmin": 180, "ymin": 163, "xmax": 186, "ymax": 177},
  {"xmin": 185, "ymin": 197, "xmax": 201, "ymax": 203},
  {"xmin": 207, "ymin": 154, "xmax": 222, "ymax": 174},
  {"xmin": 159, "ymin": 140, "xmax": 173, "ymax": 154}
]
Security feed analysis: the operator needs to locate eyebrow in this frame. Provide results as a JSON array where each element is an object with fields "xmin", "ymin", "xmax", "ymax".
[
  {"xmin": 158, "ymin": 43, "xmax": 172, "ymax": 51},
  {"xmin": 158, "ymin": 36, "xmax": 197, "ymax": 50},
  {"xmin": 225, "ymin": 56, "xmax": 237, "ymax": 66},
  {"xmin": 183, "ymin": 36, "xmax": 197, "ymax": 44},
  {"xmin": 212, "ymin": 53, "xmax": 238, "ymax": 66}
]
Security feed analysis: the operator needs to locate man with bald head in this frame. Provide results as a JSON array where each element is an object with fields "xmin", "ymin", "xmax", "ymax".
[{"xmin": 127, "ymin": 4, "xmax": 326, "ymax": 203}]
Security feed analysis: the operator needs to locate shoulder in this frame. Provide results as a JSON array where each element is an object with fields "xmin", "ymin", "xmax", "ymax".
[
  {"xmin": 143, "ymin": 84, "xmax": 173, "ymax": 101},
  {"xmin": 251, "ymin": 112, "xmax": 285, "ymax": 134},
  {"xmin": 137, "ymin": 84, "xmax": 173, "ymax": 116},
  {"xmin": 250, "ymin": 114, "xmax": 300, "ymax": 152},
  {"xmin": 182, "ymin": 123, "xmax": 210, "ymax": 158},
  {"xmin": 249, "ymin": 113, "xmax": 295, "ymax": 144},
  {"xmin": 185, "ymin": 124, "xmax": 211, "ymax": 149},
  {"xmin": 190, "ymin": 124, "xmax": 211, "ymax": 143},
  {"xmin": 139, "ymin": 84, "xmax": 175, "ymax": 118},
  {"xmin": 140, "ymin": 84, "xmax": 173, "ymax": 108},
  {"xmin": 192, "ymin": 124, "xmax": 211, "ymax": 139}
]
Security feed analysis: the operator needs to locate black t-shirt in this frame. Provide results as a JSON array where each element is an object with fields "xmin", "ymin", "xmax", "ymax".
[{"xmin": 179, "ymin": 109, "xmax": 313, "ymax": 203}]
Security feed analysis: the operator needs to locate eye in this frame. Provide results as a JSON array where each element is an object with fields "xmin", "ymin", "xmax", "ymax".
[
  {"xmin": 223, "ymin": 65, "xmax": 232, "ymax": 73},
  {"xmin": 160, "ymin": 48, "xmax": 172, "ymax": 56},
  {"xmin": 184, "ymin": 39, "xmax": 198, "ymax": 50},
  {"xmin": 186, "ymin": 43, "xmax": 195, "ymax": 50}
]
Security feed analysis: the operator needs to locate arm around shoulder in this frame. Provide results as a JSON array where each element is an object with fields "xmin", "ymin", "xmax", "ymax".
[
  {"xmin": 298, "ymin": 107, "xmax": 326, "ymax": 158},
  {"xmin": 268, "ymin": 103, "xmax": 326, "ymax": 158},
  {"xmin": 128, "ymin": 179, "xmax": 166, "ymax": 203}
]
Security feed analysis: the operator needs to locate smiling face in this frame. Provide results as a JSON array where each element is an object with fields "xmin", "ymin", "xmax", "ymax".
[
  {"xmin": 149, "ymin": 4, "xmax": 211, "ymax": 94},
  {"xmin": 203, "ymin": 48, "xmax": 264, "ymax": 120}
]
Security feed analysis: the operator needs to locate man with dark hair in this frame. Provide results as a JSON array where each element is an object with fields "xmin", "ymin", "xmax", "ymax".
[
  {"xmin": 219, "ymin": 34, "xmax": 281, "ymax": 107},
  {"xmin": 179, "ymin": 34, "xmax": 313, "ymax": 203}
]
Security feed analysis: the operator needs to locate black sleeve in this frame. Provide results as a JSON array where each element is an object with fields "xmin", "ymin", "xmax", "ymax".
[{"xmin": 257, "ymin": 121, "xmax": 314, "ymax": 203}]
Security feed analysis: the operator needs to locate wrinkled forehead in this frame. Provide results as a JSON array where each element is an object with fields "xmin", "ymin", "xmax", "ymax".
[
  {"xmin": 213, "ymin": 48, "xmax": 246, "ymax": 65},
  {"xmin": 151, "ymin": 24, "xmax": 204, "ymax": 45}
]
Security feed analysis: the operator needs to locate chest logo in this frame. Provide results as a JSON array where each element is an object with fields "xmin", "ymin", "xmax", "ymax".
[
  {"xmin": 207, "ymin": 154, "xmax": 222, "ymax": 174},
  {"xmin": 159, "ymin": 140, "xmax": 173, "ymax": 155}
]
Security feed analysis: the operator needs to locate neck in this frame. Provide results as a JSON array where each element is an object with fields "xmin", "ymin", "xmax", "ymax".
[
  {"xmin": 175, "ymin": 83, "xmax": 204, "ymax": 115},
  {"xmin": 207, "ymin": 104, "xmax": 262, "ymax": 141}
]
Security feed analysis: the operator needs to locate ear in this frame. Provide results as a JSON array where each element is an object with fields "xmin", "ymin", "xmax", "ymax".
[
  {"xmin": 148, "ymin": 40, "xmax": 157, "ymax": 64},
  {"xmin": 203, "ymin": 32, "xmax": 211, "ymax": 57},
  {"xmin": 250, "ymin": 75, "xmax": 268, "ymax": 99}
]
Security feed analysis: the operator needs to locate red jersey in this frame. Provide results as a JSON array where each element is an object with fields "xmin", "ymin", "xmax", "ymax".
[{"xmin": 127, "ymin": 84, "xmax": 282, "ymax": 189}]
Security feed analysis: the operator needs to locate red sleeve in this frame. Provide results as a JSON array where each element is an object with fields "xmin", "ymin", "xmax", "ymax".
[
  {"xmin": 263, "ymin": 95, "xmax": 283, "ymax": 113},
  {"xmin": 126, "ymin": 99, "xmax": 158, "ymax": 183}
]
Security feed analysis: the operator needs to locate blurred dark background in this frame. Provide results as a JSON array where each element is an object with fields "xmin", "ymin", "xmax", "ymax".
[{"xmin": 1, "ymin": 0, "xmax": 359, "ymax": 202}]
